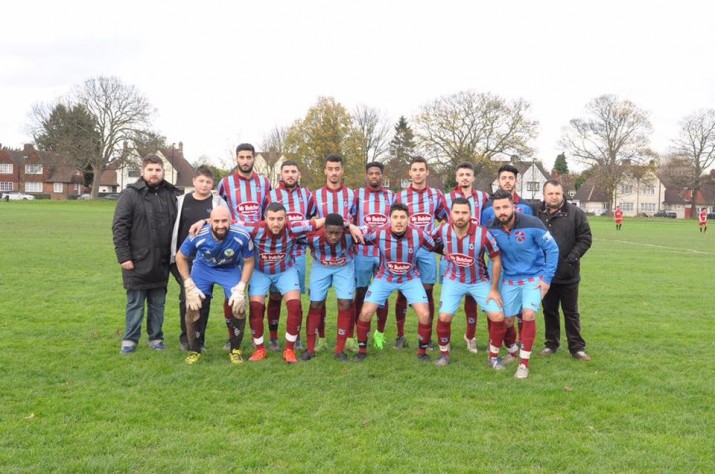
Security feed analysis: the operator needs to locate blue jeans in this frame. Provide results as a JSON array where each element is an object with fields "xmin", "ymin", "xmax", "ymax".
[{"xmin": 123, "ymin": 287, "xmax": 167, "ymax": 344}]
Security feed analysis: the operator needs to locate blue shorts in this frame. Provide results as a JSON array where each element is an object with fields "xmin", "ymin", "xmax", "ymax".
[
  {"xmin": 250, "ymin": 267, "xmax": 301, "ymax": 297},
  {"xmin": 191, "ymin": 263, "xmax": 242, "ymax": 299},
  {"xmin": 310, "ymin": 261, "xmax": 356, "ymax": 301},
  {"xmin": 270, "ymin": 254, "xmax": 306, "ymax": 294},
  {"xmin": 439, "ymin": 279, "xmax": 501, "ymax": 315},
  {"xmin": 365, "ymin": 277, "xmax": 428, "ymax": 306},
  {"xmin": 501, "ymin": 277, "xmax": 543, "ymax": 317},
  {"xmin": 438, "ymin": 256, "xmax": 448, "ymax": 284},
  {"xmin": 416, "ymin": 247, "xmax": 437, "ymax": 285},
  {"xmin": 354, "ymin": 254, "xmax": 380, "ymax": 288}
]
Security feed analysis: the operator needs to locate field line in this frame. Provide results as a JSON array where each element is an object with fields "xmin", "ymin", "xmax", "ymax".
[{"xmin": 599, "ymin": 238, "xmax": 715, "ymax": 256}]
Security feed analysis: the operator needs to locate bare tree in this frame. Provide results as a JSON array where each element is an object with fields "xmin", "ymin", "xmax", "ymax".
[
  {"xmin": 413, "ymin": 90, "xmax": 538, "ymax": 171},
  {"xmin": 560, "ymin": 94, "xmax": 653, "ymax": 211},
  {"xmin": 261, "ymin": 125, "xmax": 289, "ymax": 153},
  {"xmin": 671, "ymin": 109, "xmax": 715, "ymax": 217},
  {"xmin": 352, "ymin": 105, "xmax": 391, "ymax": 164}
]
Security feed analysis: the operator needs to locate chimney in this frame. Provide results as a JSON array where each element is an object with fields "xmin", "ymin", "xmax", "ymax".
[
  {"xmin": 179, "ymin": 141, "xmax": 183, "ymax": 151},
  {"xmin": 23, "ymin": 143, "xmax": 34, "ymax": 153}
]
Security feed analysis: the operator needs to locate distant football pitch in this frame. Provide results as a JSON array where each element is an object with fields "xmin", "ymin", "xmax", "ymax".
[{"xmin": 0, "ymin": 201, "xmax": 712, "ymax": 472}]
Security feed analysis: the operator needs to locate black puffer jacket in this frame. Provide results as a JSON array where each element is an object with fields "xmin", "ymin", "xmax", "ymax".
[
  {"xmin": 112, "ymin": 178, "xmax": 180, "ymax": 290},
  {"xmin": 534, "ymin": 200, "xmax": 592, "ymax": 284}
]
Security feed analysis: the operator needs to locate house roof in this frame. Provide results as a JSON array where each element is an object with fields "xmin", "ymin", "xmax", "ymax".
[
  {"xmin": 159, "ymin": 147, "xmax": 194, "ymax": 187},
  {"xmin": 573, "ymin": 180, "xmax": 609, "ymax": 203}
]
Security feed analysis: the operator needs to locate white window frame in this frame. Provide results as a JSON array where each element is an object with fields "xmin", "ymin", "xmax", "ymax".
[
  {"xmin": 54, "ymin": 182, "xmax": 64, "ymax": 193},
  {"xmin": 643, "ymin": 186, "xmax": 655, "ymax": 195},
  {"xmin": 25, "ymin": 182, "xmax": 42, "ymax": 192},
  {"xmin": 25, "ymin": 164, "xmax": 43, "ymax": 175},
  {"xmin": 0, "ymin": 163, "xmax": 13, "ymax": 174},
  {"xmin": 621, "ymin": 202, "xmax": 634, "ymax": 211},
  {"xmin": 620, "ymin": 184, "xmax": 633, "ymax": 194},
  {"xmin": 0, "ymin": 181, "xmax": 13, "ymax": 191}
]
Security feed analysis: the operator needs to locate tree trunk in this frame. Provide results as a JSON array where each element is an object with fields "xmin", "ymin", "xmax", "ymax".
[{"xmin": 90, "ymin": 164, "xmax": 103, "ymax": 199}]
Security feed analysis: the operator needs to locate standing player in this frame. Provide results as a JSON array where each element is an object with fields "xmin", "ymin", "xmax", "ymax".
[
  {"xmin": 699, "ymin": 208, "xmax": 708, "ymax": 233},
  {"xmin": 614, "ymin": 205, "xmax": 623, "ymax": 230},
  {"xmin": 313, "ymin": 155, "xmax": 357, "ymax": 351},
  {"xmin": 393, "ymin": 156, "xmax": 446, "ymax": 348},
  {"xmin": 433, "ymin": 198, "xmax": 506, "ymax": 366},
  {"xmin": 439, "ymin": 162, "xmax": 489, "ymax": 354},
  {"xmin": 354, "ymin": 162, "xmax": 393, "ymax": 350},
  {"xmin": 175, "ymin": 207, "xmax": 255, "ymax": 364},
  {"xmin": 487, "ymin": 190, "xmax": 559, "ymax": 379},
  {"xmin": 265, "ymin": 161, "xmax": 317, "ymax": 352},
  {"xmin": 355, "ymin": 203, "xmax": 441, "ymax": 362},
  {"xmin": 216, "ymin": 143, "xmax": 271, "ymax": 348}
]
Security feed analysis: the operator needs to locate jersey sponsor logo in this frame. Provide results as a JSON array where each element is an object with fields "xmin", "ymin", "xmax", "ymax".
[
  {"xmin": 387, "ymin": 261, "xmax": 412, "ymax": 274},
  {"xmin": 286, "ymin": 212, "xmax": 304, "ymax": 222},
  {"xmin": 259, "ymin": 252, "xmax": 287, "ymax": 263},
  {"xmin": 515, "ymin": 231, "xmax": 526, "ymax": 243},
  {"xmin": 320, "ymin": 256, "xmax": 347, "ymax": 266},
  {"xmin": 471, "ymin": 217, "xmax": 480, "ymax": 225},
  {"xmin": 449, "ymin": 253, "xmax": 475, "ymax": 267},
  {"xmin": 363, "ymin": 213, "xmax": 387, "ymax": 226},
  {"xmin": 237, "ymin": 201, "xmax": 260, "ymax": 216},
  {"xmin": 224, "ymin": 249, "xmax": 235, "ymax": 257},
  {"xmin": 410, "ymin": 213, "xmax": 432, "ymax": 227}
]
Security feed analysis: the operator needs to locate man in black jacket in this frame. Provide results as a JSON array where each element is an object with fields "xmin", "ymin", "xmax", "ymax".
[
  {"xmin": 534, "ymin": 179, "xmax": 592, "ymax": 360},
  {"xmin": 113, "ymin": 154, "xmax": 180, "ymax": 355}
]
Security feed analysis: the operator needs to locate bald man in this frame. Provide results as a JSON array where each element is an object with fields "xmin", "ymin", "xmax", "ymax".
[{"xmin": 176, "ymin": 207, "xmax": 256, "ymax": 364}]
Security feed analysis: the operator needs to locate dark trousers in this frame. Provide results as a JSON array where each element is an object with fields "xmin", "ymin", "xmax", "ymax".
[
  {"xmin": 170, "ymin": 263, "xmax": 212, "ymax": 347},
  {"xmin": 542, "ymin": 281, "xmax": 586, "ymax": 354}
]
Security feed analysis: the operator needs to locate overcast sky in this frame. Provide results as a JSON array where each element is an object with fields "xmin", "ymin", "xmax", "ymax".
[{"xmin": 2, "ymin": 0, "xmax": 713, "ymax": 170}]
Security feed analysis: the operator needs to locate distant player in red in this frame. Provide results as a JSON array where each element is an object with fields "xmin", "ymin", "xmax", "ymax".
[
  {"xmin": 699, "ymin": 208, "xmax": 708, "ymax": 233},
  {"xmin": 614, "ymin": 206, "xmax": 623, "ymax": 231}
]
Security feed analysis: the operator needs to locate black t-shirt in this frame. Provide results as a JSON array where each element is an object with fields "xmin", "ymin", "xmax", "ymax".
[{"xmin": 178, "ymin": 194, "xmax": 215, "ymax": 246}]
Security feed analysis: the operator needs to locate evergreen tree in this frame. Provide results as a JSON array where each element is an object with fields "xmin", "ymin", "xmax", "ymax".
[
  {"xmin": 385, "ymin": 116, "xmax": 416, "ymax": 190},
  {"xmin": 554, "ymin": 152, "xmax": 569, "ymax": 174}
]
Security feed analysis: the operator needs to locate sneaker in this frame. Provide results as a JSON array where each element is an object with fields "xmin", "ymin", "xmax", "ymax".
[
  {"xmin": 539, "ymin": 347, "xmax": 556, "ymax": 356},
  {"xmin": 120, "ymin": 343, "xmax": 136, "ymax": 355},
  {"xmin": 394, "ymin": 336, "xmax": 409, "ymax": 350},
  {"xmin": 283, "ymin": 349, "xmax": 298, "ymax": 364},
  {"xmin": 229, "ymin": 349, "xmax": 243, "ymax": 364},
  {"xmin": 345, "ymin": 338, "xmax": 359, "ymax": 353},
  {"xmin": 487, "ymin": 357, "xmax": 505, "ymax": 371},
  {"xmin": 464, "ymin": 335, "xmax": 478, "ymax": 354},
  {"xmin": 373, "ymin": 330, "xmax": 386, "ymax": 350},
  {"xmin": 300, "ymin": 351, "xmax": 315, "ymax": 361},
  {"xmin": 294, "ymin": 338, "xmax": 304, "ymax": 351},
  {"xmin": 149, "ymin": 340, "xmax": 166, "ymax": 351},
  {"xmin": 315, "ymin": 338, "xmax": 329, "ymax": 352},
  {"xmin": 514, "ymin": 363, "xmax": 529, "ymax": 379},
  {"xmin": 503, "ymin": 352, "xmax": 519, "ymax": 365},
  {"xmin": 185, "ymin": 351, "xmax": 201, "ymax": 365},
  {"xmin": 354, "ymin": 352, "xmax": 367, "ymax": 362},
  {"xmin": 417, "ymin": 353, "xmax": 431, "ymax": 363},
  {"xmin": 267, "ymin": 339, "xmax": 281, "ymax": 352},
  {"xmin": 334, "ymin": 352, "xmax": 350, "ymax": 363},
  {"xmin": 434, "ymin": 354, "xmax": 450, "ymax": 366},
  {"xmin": 249, "ymin": 348, "xmax": 267, "ymax": 362},
  {"xmin": 572, "ymin": 350, "xmax": 591, "ymax": 361}
]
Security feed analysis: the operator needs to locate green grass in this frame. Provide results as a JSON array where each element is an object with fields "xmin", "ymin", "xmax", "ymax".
[{"xmin": 0, "ymin": 201, "xmax": 713, "ymax": 472}]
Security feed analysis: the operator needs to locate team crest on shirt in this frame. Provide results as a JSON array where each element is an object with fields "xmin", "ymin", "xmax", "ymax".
[
  {"xmin": 260, "ymin": 252, "xmax": 287, "ymax": 263},
  {"xmin": 286, "ymin": 211, "xmax": 304, "ymax": 222},
  {"xmin": 224, "ymin": 249, "xmax": 235, "ymax": 257},
  {"xmin": 364, "ymin": 213, "xmax": 388, "ymax": 226},
  {"xmin": 387, "ymin": 261, "xmax": 412, "ymax": 274},
  {"xmin": 237, "ymin": 201, "xmax": 260, "ymax": 216},
  {"xmin": 449, "ymin": 253, "xmax": 475, "ymax": 267},
  {"xmin": 515, "ymin": 231, "xmax": 526, "ymax": 243},
  {"xmin": 410, "ymin": 213, "xmax": 431, "ymax": 227},
  {"xmin": 469, "ymin": 244, "xmax": 475, "ymax": 250},
  {"xmin": 408, "ymin": 246, "xmax": 414, "ymax": 253}
]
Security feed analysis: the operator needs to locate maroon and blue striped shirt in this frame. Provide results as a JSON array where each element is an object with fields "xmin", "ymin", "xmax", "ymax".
[
  {"xmin": 314, "ymin": 185, "xmax": 357, "ymax": 221},
  {"xmin": 363, "ymin": 225, "xmax": 437, "ymax": 284},
  {"xmin": 302, "ymin": 229, "xmax": 356, "ymax": 266},
  {"xmin": 434, "ymin": 222, "xmax": 500, "ymax": 284},
  {"xmin": 241, "ymin": 220, "xmax": 317, "ymax": 274},
  {"xmin": 395, "ymin": 186, "xmax": 446, "ymax": 232},
  {"xmin": 354, "ymin": 186, "xmax": 393, "ymax": 257},
  {"xmin": 267, "ymin": 183, "xmax": 317, "ymax": 257},
  {"xmin": 441, "ymin": 188, "xmax": 489, "ymax": 225},
  {"xmin": 217, "ymin": 172, "xmax": 271, "ymax": 223}
]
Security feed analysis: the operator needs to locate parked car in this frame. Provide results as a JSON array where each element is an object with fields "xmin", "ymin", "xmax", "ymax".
[
  {"xmin": 77, "ymin": 193, "xmax": 91, "ymax": 201},
  {"xmin": 99, "ymin": 193, "xmax": 120, "ymax": 201},
  {"xmin": 653, "ymin": 210, "xmax": 676, "ymax": 218},
  {"xmin": 1, "ymin": 191, "xmax": 36, "ymax": 201},
  {"xmin": 707, "ymin": 212, "xmax": 715, "ymax": 219}
]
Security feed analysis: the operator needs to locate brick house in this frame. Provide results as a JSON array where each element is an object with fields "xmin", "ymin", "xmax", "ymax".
[{"xmin": 0, "ymin": 144, "xmax": 83, "ymax": 199}]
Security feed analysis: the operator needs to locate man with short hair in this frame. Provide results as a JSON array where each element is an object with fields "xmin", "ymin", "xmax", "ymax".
[
  {"xmin": 265, "ymin": 161, "xmax": 317, "ymax": 351},
  {"xmin": 175, "ymin": 207, "xmax": 255, "ymax": 364},
  {"xmin": 113, "ymin": 154, "xmax": 180, "ymax": 355},
  {"xmin": 354, "ymin": 161, "xmax": 393, "ymax": 350},
  {"xmin": 535, "ymin": 180, "xmax": 592, "ymax": 361},
  {"xmin": 170, "ymin": 165, "xmax": 228, "ymax": 351},
  {"xmin": 433, "ymin": 198, "xmax": 507, "ymax": 366},
  {"xmin": 487, "ymin": 190, "xmax": 559, "ymax": 379},
  {"xmin": 355, "ymin": 202, "xmax": 441, "ymax": 362},
  {"xmin": 393, "ymin": 156, "xmax": 446, "ymax": 348}
]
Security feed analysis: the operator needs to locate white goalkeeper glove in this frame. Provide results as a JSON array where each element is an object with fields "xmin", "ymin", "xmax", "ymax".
[
  {"xmin": 228, "ymin": 281, "xmax": 247, "ymax": 316},
  {"xmin": 184, "ymin": 278, "xmax": 205, "ymax": 311}
]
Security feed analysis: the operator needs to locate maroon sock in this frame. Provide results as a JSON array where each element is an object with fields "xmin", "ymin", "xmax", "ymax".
[
  {"xmin": 395, "ymin": 294, "xmax": 407, "ymax": 337},
  {"xmin": 504, "ymin": 325, "xmax": 517, "ymax": 348},
  {"xmin": 488, "ymin": 320, "xmax": 506, "ymax": 358},
  {"xmin": 223, "ymin": 300, "xmax": 233, "ymax": 338},
  {"xmin": 319, "ymin": 306, "xmax": 326, "ymax": 338},
  {"xmin": 336, "ymin": 308, "xmax": 352, "ymax": 354},
  {"xmin": 517, "ymin": 315, "xmax": 524, "ymax": 344},
  {"xmin": 356, "ymin": 319, "xmax": 371, "ymax": 354},
  {"xmin": 267, "ymin": 296, "xmax": 281, "ymax": 340},
  {"xmin": 417, "ymin": 322, "xmax": 432, "ymax": 355},
  {"xmin": 426, "ymin": 287, "xmax": 435, "ymax": 325},
  {"xmin": 306, "ymin": 308, "xmax": 321, "ymax": 353},
  {"xmin": 376, "ymin": 305, "xmax": 388, "ymax": 333},
  {"xmin": 464, "ymin": 296, "xmax": 477, "ymax": 340},
  {"xmin": 353, "ymin": 287, "xmax": 367, "ymax": 338},
  {"xmin": 284, "ymin": 299, "xmax": 303, "ymax": 350},
  {"xmin": 436, "ymin": 320, "xmax": 451, "ymax": 355},
  {"xmin": 249, "ymin": 301, "xmax": 266, "ymax": 350},
  {"xmin": 520, "ymin": 319, "xmax": 536, "ymax": 367}
]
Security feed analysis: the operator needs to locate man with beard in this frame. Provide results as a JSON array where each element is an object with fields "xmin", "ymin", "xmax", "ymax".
[
  {"xmin": 535, "ymin": 180, "xmax": 592, "ymax": 361},
  {"xmin": 265, "ymin": 161, "xmax": 317, "ymax": 352},
  {"xmin": 487, "ymin": 190, "xmax": 559, "ymax": 379},
  {"xmin": 113, "ymin": 154, "xmax": 180, "ymax": 355},
  {"xmin": 439, "ymin": 162, "xmax": 489, "ymax": 354},
  {"xmin": 433, "ymin": 198, "xmax": 506, "ymax": 366},
  {"xmin": 175, "ymin": 207, "xmax": 255, "ymax": 364},
  {"xmin": 354, "ymin": 162, "xmax": 393, "ymax": 350}
]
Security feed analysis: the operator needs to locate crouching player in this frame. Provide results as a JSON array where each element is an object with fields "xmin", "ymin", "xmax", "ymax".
[
  {"xmin": 175, "ymin": 207, "xmax": 255, "ymax": 364},
  {"xmin": 433, "ymin": 198, "xmax": 506, "ymax": 366}
]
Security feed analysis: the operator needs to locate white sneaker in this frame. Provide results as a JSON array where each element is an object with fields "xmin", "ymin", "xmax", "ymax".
[
  {"xmin": 572, "ymin": 350, "xmax": 591, "ymax": 361},
  {"xmin": 464, "ymin": 335, "xmax": 478, "ymax": 353},
  {"xmin": 514, "ymin": 363, "xmax": 529, "ymax": 379}
]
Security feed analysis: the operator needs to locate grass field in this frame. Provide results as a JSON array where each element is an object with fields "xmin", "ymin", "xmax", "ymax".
[{"xmin": 0, "ymin": 201, "xmax": 713, "ymax": 472}]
